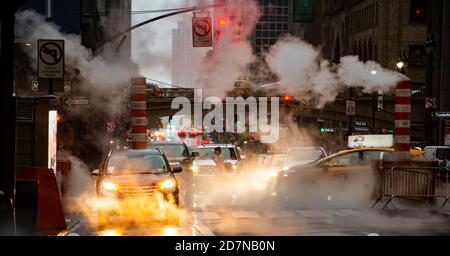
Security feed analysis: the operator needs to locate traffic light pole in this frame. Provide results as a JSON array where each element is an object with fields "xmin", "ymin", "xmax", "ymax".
[{"xmin": 95, "ymin": 4, "xmax": 222, "ymax": 53}]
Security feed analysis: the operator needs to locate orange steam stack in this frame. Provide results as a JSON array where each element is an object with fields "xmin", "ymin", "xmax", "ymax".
[{"xmin": 130, "ymin": 77, "xmax": 148, "ymax": 149}]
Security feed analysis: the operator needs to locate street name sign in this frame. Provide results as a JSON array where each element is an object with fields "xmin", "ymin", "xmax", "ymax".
[
  {"xmin": 434, "ymin": 112, "xmax": 450, "ymax": 118},
  {"xmin": 64, "ymin": 97, "xmax": 90, "ymax": 107}
]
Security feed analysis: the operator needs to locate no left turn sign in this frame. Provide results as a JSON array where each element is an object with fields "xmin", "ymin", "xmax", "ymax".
[
  {"xmin": 194, "ymin": 19, "xmax": 211, "ymax": 37},
  {"xmin": 192, "ymin": 16, "xmax": 212, "ymax": 47},
  {"xmin": 38, "ymin": 39, "xmax": 64, "ymax": 79}
]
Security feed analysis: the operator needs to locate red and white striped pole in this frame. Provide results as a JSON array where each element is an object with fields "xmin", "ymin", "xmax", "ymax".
[
  {"xmin": 130, "ymin": 77, "xmax": 148, "ymax": 149},
  {"xmin": 394, "ymin": 80, "xmax": 412, "ymax": 159}
]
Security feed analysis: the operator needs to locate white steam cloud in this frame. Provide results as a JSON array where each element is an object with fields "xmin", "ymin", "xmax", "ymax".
[
  {"xmin": 266, "ymin": 36, "xmax": 407, "ymax": 108},
  {"xmin": 15, "ymin": 10, "xmax": 139, "ymax": 117}
]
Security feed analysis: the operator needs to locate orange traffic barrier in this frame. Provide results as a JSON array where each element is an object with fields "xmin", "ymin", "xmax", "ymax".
[{"xmin": 17, "ymin": 167, "xmax": 66, "ymax": 235}]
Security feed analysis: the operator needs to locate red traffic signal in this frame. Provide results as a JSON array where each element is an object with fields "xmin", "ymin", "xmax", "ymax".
[
  {"xmin": 282, "ymin": 95, "xmax": 292, "ymax": 101},
  {"xmin": 218, "ymin": 17, "xmax": 227, "ymax": 26}
]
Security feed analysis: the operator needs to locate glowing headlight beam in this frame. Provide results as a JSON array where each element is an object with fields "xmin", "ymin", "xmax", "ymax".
[
  {"xmin": 158, "ymin": 179, "xmax": 176, "ymax": 190},
  {"xmin": 102, "ymin": 182, "xmax": 119, "ymax": 192}
]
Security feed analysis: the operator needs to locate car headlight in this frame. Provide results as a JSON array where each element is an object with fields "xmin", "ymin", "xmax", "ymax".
[
  {"xmin": 101, "ymin": 182, "xmax": 119, "ymax": 192},
  {"xmin": 192, "ymin": 164, "xmax": 199, "ymax": 174},
  {"xmin": 232, "ymin": 165, "xmax": 237, "ymax": 170},
  {"xmin": 282, "ymin": 166, "xmax": 289, "ymax": 171},
  {"xmin": 269, "ymin": 171, "xmax": 278, "ymax": 177},
  {"xmin": 157, "ymin": 179, "xmax": 177, "ymax": 191}
]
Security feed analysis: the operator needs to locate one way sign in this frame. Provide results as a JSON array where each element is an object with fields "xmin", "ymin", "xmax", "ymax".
[{"xmin": 64, "ymin": 97, "xmax": 90, "ymax": 107}]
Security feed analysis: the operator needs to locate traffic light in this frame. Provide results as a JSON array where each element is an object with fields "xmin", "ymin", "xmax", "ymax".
[
  {"xmin": 214, "ymin": 16, "xmax": 228, "ymax": 44},
  {"xmin": 281, "ymin": 95, "xmax": 292, "ymax": 105},
  {"xmin": 410, "ymin": 0, "xmax": 427, "ymax": 23},
  {"xmin": 218, "ymin": 17, "xmax": 227, "ymax": 26},
  {"xmin": 320, "ymin": 128, "xmax": 326, "ymax": 133}
]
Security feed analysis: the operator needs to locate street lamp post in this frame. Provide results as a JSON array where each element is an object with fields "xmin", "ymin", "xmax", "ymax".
[{"xmin": 425, "ymin": 34, "xmax": 437, "ymax": 146}]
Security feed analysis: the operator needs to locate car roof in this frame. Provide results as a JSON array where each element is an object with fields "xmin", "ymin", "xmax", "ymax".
[
  {"xmin": 287, "ymin": 147, "xmax": 325, "ymax": 151},
  {"xmin": 195, "ymin": 144, "xmax": 236, "ymax": 148},
  {"xmin": 111, "ymin": 149, "xmax": 163, "ymax": 156},
  {"xmin": 315, "ymin": 148, "xmax": 393, "ymax": 164},
  {"xmin": 148, "ymin": 141, "xmax": 186, "ymax": 145}
]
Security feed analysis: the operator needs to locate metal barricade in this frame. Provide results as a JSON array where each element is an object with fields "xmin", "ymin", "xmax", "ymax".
[{"xmin": 372, "ymin": 166, "xmax": 449, "ymax": 209}]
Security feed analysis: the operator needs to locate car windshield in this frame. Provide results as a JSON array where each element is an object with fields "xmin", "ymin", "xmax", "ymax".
[
  {"xmin": 148, "ymin": 144, "xmax": 190, "ymax": 158},
  {"xmin": 287, "ymin": 149, "xmax": 325, "ymax": 161},
  {"xmin": 194, "ymin": 147, "xmax": 237, "ymax": 160},
  {"xmin": 106, "ymin": 154, "xmax": 168, "ymax": 175}
]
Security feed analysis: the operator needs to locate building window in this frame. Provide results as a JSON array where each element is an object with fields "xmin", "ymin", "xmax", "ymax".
[
  {"xmin": 409, "ymin": 44, "xmax": 426, "ymax": 67},
  {"xmin": 410, "ymin": 0, "xmax": 427, "ymax": 23}
]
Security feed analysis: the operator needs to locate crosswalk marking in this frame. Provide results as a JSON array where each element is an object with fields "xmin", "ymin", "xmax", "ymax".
[
  {"xmin": 263, "ymin": 211, "xmax": 297, "ymax": 219},
  {"xmin": 296, "ymin": 210, "xmax": 331, "ymax": 218},
  {"xmin": 330, "ymin": 210, "xmax": 350, "ymax": 217},
  {"xmin": 231, "ymin": 211, "xmax": 261, "ymax": 219},
  {"xmin": 193, "ymin": 211, "xmax": 220, "ymax": 220},
  {"xmin": 192, "ymin": 209, "xmax": 365, "ymax": 220}
]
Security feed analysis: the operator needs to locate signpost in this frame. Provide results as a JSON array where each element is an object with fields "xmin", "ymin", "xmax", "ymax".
[
  {"xmin": 192, "ymin": 13, "xmax": 213, "ymax": 47},
  {"xmin": 346, "ymin": 100, "xmax": 356, "ymax": 116},
  {"xmin": 352, "ymin": 121, "xmax": 370, "ymax": 132},
  {"xmin": 31, "ymin": 80, "xmax": 39, "ymax": 92},
  {"xmin": 434, "ymin": 112, "xmax": 450, "ymax": 118},
  {"xmin": 425, "ymin": 97, "xmax": 437, "ymax": 109},
  {"xmin": 445, "ymin": 120, "xmax": 450, "ymax": 146},
  {"xmin": 38, "ymin": 39, "xmax": 64, "ymax": 94}
]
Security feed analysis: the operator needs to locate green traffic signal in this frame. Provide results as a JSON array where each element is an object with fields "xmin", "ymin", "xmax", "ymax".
[{"xmin": 320, "ymin": 128, "xmax": 326, "ymax": 133}]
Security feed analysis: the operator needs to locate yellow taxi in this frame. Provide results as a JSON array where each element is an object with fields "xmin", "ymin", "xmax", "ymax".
[{"xmin": 272, "ymin": 135, "xmax": 424, "ymax": 209}]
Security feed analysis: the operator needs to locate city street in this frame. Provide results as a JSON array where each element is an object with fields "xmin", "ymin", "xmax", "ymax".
[
  {"xmin": 2, "ymin": 0, "xmax": 450, "ymax": 238},
  {"xmin": 64, "ymin": 191, "xmax": 450, "ymax": 236}
]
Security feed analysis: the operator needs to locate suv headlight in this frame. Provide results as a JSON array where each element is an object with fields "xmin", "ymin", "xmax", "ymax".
[
  {"xmin": 192, "ymin": 164, "xmax": 199, "ymax": 174},
  {"xmin": 101, "ymin": 182, "xmax": 119, "ymax": 192},
  {"xmin": 157, "ymin": 179, "xmax": 177, "ymax": 191}
]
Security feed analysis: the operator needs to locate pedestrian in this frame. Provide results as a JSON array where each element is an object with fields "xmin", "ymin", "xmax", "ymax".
[{"xmin": 213, "ymin": 147, "xmax": 227, "ymax": 175}]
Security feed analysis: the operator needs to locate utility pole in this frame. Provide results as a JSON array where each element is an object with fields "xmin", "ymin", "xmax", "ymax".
[{"xmin": 425, "ymin": 34, "xmax": 436, "ymax": 146}]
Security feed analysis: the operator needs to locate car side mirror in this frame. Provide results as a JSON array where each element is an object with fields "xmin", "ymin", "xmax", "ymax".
[
  {"xmin": 92, "ymin": 169, "xmax": 100, "ymax": 176},
  {"xmin": 191, "ymin": 152, "xmax": 199, "ymax": 158},
  {"xmin": 172, "ymin": 166, "xmax": 183, "ymax": 173}
]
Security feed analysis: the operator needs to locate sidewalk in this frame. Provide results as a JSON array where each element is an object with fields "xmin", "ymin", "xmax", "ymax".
[{"xmin": 57, "ymin": 212, "xmax": 83, "ymax": 236}]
